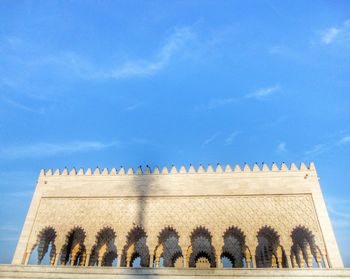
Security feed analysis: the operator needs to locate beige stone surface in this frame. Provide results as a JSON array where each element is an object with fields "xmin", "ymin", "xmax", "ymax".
[
  {"xmin": 1, "ymin": 265, "xmax": 350, "ymax": 279},
  {"xmin": 11, "ymin": 163, "xmax": 344, "ymax": 269}
]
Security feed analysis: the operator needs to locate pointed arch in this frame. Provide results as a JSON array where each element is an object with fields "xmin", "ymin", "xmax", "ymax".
[
  {"xmin": 189, "ymin": 226, "xmax": 216, "ymax": 268},
  {"xmin": 255, "ymin": 226, "xmax": 287, "ymax": 268},
  {"xmin": 29, "ymin": 226, "xmax": 57, "ymax": 265},
  {"xmin": 290, "ymin": 226, "xmax": 325, "ymax": 268},
  {"xmin": 221, "ymin": 226, "xmax": 247, "ymax": 268},
  {"xmin": 60, "ymin": 226, "xmax": 86, "ymax": 266},
  {"xmin": 122, "ymin": 226, "xmax": 149, "ymax": 267},
  {"xmin": 89, "ymin": 227, "xmax": 117, "ymax": 266},
  {"xmin": 155, "ymin": 226, "xmax": 182, "ymax": 267}
]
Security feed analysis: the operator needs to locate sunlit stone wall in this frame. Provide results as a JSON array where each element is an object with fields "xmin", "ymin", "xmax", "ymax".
[{"xmin": 12, "ymin": 163, "xmax": 344, "ymax": 269}]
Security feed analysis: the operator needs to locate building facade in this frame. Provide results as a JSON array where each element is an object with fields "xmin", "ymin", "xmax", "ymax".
[{"xmin": 12, "ymin": 162, "xmax": 343, "ymax": 270}]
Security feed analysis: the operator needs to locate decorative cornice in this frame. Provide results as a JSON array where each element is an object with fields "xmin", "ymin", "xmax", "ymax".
[{"xmin": 39, "ymin": 162, "xmax": 317, "ymax": 176}]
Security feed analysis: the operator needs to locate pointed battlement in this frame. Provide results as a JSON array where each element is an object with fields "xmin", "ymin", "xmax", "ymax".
[{"xmin": 39, "ymin": 162, "xmax": 317, "ymax": 176}]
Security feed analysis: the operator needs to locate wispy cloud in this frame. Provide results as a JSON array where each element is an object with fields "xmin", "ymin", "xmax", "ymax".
[
  {"xmin": 0, "ymin": 237, "xmax": 18, "ymax": 241},
  {"xmin": 2, "ymin": 97, "xmax": 45, "ymax": 114},
  {"xmin": 0, "ymin": 191, "xmax": 33, "ymax": 198},
  {"xmin": 202, "ymin": 133, "xmax": 218, "ymax": 147},
  {"xmin": 338, "ymin": 135, "xmax": 350, "ymax": 145},
  {"xmin": 320, "ymin": 19, "xmax": 350, "ymax": 45},
  {"xmin": 0, "ymin": 25, "xmax": 195, "ymax": 90},
  {"xmin": 131, "ymin": 138, "xmax": 152, "ymax": 145},
  {"xmin": 269, "ymin": 45, "xmax": 287, "ymax": 55},
  {"xmin": 304, "ymin": 133, "xmax": 350, "ymax": 157},
  {"xmin": 0, "ymin": 141, "xmax": 119, "ymax": 159},
  {"xmin": 305, "ymin": 143, "xmax": 326, "ymax": 156},
  {"xmin": 225, "ymin": 131, "xmax": 240, "ymax": 145},
  {"xmin": 276, "ymin": 142, "xmax": 287, "ymax": 153},
  {"xmin": 123, "ymin": 102, "xmax": 143, "ymax": 112},
  {"xmin": 196, "ymin": 84, "xmax": 280, "ymax": 111},
  {"xmin": 0, "ymin": 226, "xmax": 18, "ymax": 232},
  {"xmin": 321, "ymin": 28, "xmax": 340, "ymax": 44},
  {"xmin": 99, "ymin": 27, "xmax": 194, "ymax": 79},
  {"xmin": 245, "ymin": 85, "xmax": 280, "ymax": 99},
  {"xmin": 196, "ymin": 97, "xmax": 237, "ymax": 111}
]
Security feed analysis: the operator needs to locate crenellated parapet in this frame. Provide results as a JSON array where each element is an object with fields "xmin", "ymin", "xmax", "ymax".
[
  {"xmin": 40, "ymin": 162, "xmax": 316, "ymax": 176},
  {"xmin": 13, "ymin": 159, "xmax": 344, "ymax": 270}
]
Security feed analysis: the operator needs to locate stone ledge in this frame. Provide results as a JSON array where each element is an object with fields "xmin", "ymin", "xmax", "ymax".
[{"xmin": 1, "ymin": 265, "xmax": 350, "ymax": 279}]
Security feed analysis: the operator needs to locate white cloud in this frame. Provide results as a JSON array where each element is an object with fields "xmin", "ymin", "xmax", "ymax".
[
  {"xmin": 246, "ymin": 85, "xmax": 280, "ymax": 99},
  {"xmin": 276, "ymin": 142, "xmax": 287, "ymax": 153},
  {"xmin": 321, "ymin": 28, "xmax": 340, "ymax": 44},
  {"xmin": 1, "ymin": 25, "xmax": 195, "ymax": 85},
  {"xmin": 269, "ymin": 46, "xmax": 287, "ymax": 55},
  {"xmin": 124, "ymin": 102, "xmax": 143, "ymax": 112},
  {"xmin": 202, "ymin": 133, "xmax": 218, "ymax": 147},
  {"xmin": 196, "ymin": 97, "xmax": 239, "ymax": 111},
  {"xmin": 304, "ymin": 133, "xmax": 350, "ymax": 158},
  {"xmin": 2, "ymin": 97, "xmax": 45, "ymax": 114},
  {"xmin": 0, "ymin": 226, "xmax": 18, "ymax": 232},
  {"xmin": 196, "ymin": 84, "xmax": 280, "ymax": 111},
  {"xmin": 320, "ymin": 19, "xmax": 350, "ymax": 45},
  {"xmin": 338, "ymin": 135, "xmax": 350, "ymax": 145},
  {"xmin": 225, "ymin": 131, "xmax": 240, "ymax": 145},
  {"xmin": 100, "ymin": 27, "xmax": 194, "ymax": 79},
  {"xmin": 0, "ymin": 237, "xmax": 18, "ymax": 241},
  {"xmin": 196, "ymin": 97, "xmax": 237, "ymax": 111},
  {"xmin": 0, "ymin": 141, "xmax": 119, "ymax": 159},
  {"xmin": 305, "ymin": 144, "xmax": 326, "ymax": 156},
  {"xmin": 131, "ymin": 138, "xmax": 151, "ymax": 145}
]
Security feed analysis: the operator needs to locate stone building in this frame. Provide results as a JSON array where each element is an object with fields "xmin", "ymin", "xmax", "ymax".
[{"xmin": 8, "ymin": 162, "xmax": 346, "ymax": 277}]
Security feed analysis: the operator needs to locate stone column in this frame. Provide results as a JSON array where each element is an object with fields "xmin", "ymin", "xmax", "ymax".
[
  {"xmin": 251, "ymin": 255, "xmax": 257, "ymax": 268},
  {"xmin": 149, "ymin": 254, "xmax": 154, "ymax": 268},
  {"xmin": 276, "ymin": 248, "xmax": 283, "ymax": 268},
  {"xmin": 54, "ymin": 253, "xmax": 60, "ymax": 266},
  {"xmin": 98, "ymin": 255, "xmax": 103, "ymax": 267},
  {"xmin": 85, "ymin": 253, "xmax": 91, "ymax": 267},
  {"xmin": 271, "ymin": 255, "xmax": 277, "ymax": 268},
  {"xmin": 305, "ymin": 244, "xmax": 312, "ymax": 268},
  {"xmin": 291, "ymin": 253, "xmax": 296, "ymax": 268},
  {"xmin": 215, "ymin": 253, "xmax": 222, "ymax": 268},
  {"xmin": 284, "ymin": 249, "xmax": 292, "ymax": 268},
  {"xmin": 70, "ymin": 257, "xmax": 75, "ymax": 266},
  {"xmin": 126, "ymin": 255, "xmax": 131, "ymax": 268},
  {"xmin": 246, "ymin": 257, "xmax": 251, "ymax": 268},
  {"xmin": 155, "ymin": 259, "xmax": 160, "ymax": 268},
  {"xmin": 180, "ymin": 245, "xmax": 189, "ymax": 268},
  {"xmin": 117, "ymin": 253, "xmax": 122, "ymax": 267}
]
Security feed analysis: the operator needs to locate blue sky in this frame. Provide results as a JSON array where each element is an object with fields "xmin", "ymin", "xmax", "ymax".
[{"xmin": 0, "ymin": 0, "xmax": 350, "ymax": 266}]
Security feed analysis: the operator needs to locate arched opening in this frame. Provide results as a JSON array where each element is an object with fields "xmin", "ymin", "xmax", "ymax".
[
  {"xmin": 29, "ymin": 227, "xmax": 57, "ymax": 265},
  {"xmin": 103, "ymin": 250, "xmax": 118, "ymax": 266},
  {"xmin": 195, "ymin": 252, "xmax": 211, "ymax": 268},
  {"xmin": 220, "ymin": 251, "xmax": 235, "ymax": 267},
  {"xmin": 255, "ymin": 226, "xmax": 287, "ymax": 268},
  {"xmin": 89, "ymin": 227, "xmax": 117, "ymax": 266},
  {"xmin": 155, "ymin": 227, "xmax": 183, "ymax": 267},
  {"xmin": 60, "ymin": 227, "xmax": 86, "ymax": 266},
  {"xmin": 189, "ymin": 226, "xmax": 215, "ymax": 268},
  {"xmin": 221, "ymin": 226, "xmax": 248, "ymax": 268},
  {"xmin": 131, "ymin": 253, "xmax": 141, "ymax": 267},
  {"xmin": 122, "ymin": 226, "xmax": 149, "ymax": 267},
  {"xmin": 172, "ymin": 251, "xmax": 184, "ymax": 268},
  {"xmin": 290, "ymin": 226, "xmax": 325, "ymax": 268}
]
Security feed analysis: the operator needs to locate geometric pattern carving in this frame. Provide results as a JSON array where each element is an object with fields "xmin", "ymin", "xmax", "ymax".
[{"xmin": 27, "ymin": 194, "xmax": 326, "ymax": 268}]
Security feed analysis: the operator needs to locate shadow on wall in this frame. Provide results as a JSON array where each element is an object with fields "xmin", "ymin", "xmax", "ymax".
[{"xmin": 122, "ymin": 165, "xmax": 154, "ymax": 268}]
